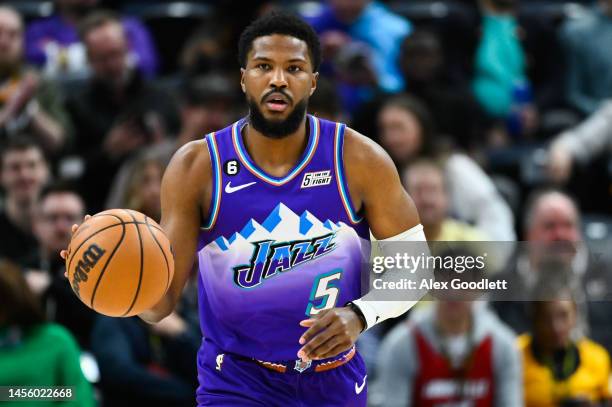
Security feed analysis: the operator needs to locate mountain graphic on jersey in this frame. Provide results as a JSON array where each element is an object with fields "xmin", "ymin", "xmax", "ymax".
[
  {"xmin": 211, "ymin": 202, "xmax": 342, "ymax": 251},
  {"xmin": 195, "ymin": 116, "xmax": 371, "ymax": 360},
  {"xmin": 204, "ymin": 203, "xmax": 357, "ymax": 289}
]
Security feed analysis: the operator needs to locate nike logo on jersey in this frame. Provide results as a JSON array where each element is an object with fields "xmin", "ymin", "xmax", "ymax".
[
  {"xmin": 225, "ymin": 181, "xmax": 256, "ymax": 194},
  {"xmin": 355, "ymin": 375, "xmax": 367, "ymax": 394}
]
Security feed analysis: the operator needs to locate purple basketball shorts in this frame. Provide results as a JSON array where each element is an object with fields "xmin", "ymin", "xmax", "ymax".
[{"xmin": 196, "ymin": 339, "xmax": 368, "ymax": 406}]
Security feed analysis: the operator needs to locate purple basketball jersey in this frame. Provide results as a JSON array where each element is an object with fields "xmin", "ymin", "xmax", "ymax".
[{"xmin": 197, "ymin": 115, "xmax": 370, "ymax": 361}]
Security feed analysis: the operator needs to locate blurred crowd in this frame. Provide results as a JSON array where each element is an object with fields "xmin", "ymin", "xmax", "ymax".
[{"xmin": 1, "ymin": 0, "xmax": 612, "ymax": 405}]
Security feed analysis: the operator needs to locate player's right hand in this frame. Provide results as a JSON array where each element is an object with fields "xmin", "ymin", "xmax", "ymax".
[
  {"xmin": 297, "ymin": 307, "xmax": 364, "ymax": 362},
  {"xmin": 59, "ymin": 214, "xmax": 92, "ymax": 277}
]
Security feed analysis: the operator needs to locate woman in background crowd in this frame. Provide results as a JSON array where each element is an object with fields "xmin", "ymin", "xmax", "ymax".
[
  {"xmin": 520, "ymin": 280, "xmax": 611, "ymax": 406},
  {"xmin": 0, "ymin": 259, "xmax": 95, "ymax": 406},
  {"xmin": 377, "ymin": 94, "xmax": 516, "ymax": 241},
  {"xmin": 111, "ymin": 154, "xmax": 164, "ymax": 223}
]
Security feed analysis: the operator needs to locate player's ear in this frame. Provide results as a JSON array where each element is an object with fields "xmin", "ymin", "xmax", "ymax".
[
  {"xmin": 309, "ymin": 72, "xmax": 319, "ymax": 96},
  {"xmin": 240, "ymin": 68, "xmax": 246, "ymax": 93}
]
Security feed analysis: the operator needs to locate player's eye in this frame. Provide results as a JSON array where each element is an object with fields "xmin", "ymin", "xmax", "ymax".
[
  {"xmin": 257, "ymin": 63, "xmax": 271, "ymax": 71},
  {"xmin": 288, "ymin": 65, "xmax": 302, "ymax": 73}
]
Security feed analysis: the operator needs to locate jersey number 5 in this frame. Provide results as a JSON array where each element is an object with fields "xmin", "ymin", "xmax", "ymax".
[{"xmin": 305, "ymin": 269, "xmax": 342, "ymax": 316}]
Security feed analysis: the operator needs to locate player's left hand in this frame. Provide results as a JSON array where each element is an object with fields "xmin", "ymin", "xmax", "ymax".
[
  {"xmin": 60, "ymin": 214, "xmax": 92, "ymax": 277},
  {"xmin": 297, "ymin": 307, "xmax": 364, "ymax": 362}
]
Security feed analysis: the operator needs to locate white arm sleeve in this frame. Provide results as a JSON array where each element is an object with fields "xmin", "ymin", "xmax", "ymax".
[{"xmin": 352, "ymin": 224, "xmax": 427, "ymax": 331}]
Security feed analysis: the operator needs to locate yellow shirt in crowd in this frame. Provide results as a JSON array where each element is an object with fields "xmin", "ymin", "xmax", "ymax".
[
  {"xmin": 433, "ymin": 219, "xmax": 487, "ymax": 241},
  {"xmin": 518, "ymin": 334, "xmax": 611, "ymax": 406}
]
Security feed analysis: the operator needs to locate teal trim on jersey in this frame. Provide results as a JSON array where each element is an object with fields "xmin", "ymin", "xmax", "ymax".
[
  {"xmin": 202, "ymin": 132, "xmax": 221, "ymax": 230},
  {"xmin": 232, "ymin": 115, "xmax": 320, "ymax": 186},
  {"xmin": 305, "ymin": 268, "xmax": 343, "ymax": 317},
  {"xmin": 334, "ymin": 123, "xmax": 363, "ymax": 223}
]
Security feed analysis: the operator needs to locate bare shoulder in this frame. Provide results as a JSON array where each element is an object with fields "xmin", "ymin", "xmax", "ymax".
[
  {"xmin": 342, "ymin": 127, "xmax": 419, "ymax": 237},
  {"xmin": 166, "ymin": 140, "xmax": 211, "ymax": 182},
  {"xmin": 163, "ymin": 139, "xmax": 212, "ymax": 204},
  {"xmin": 343, "ymin": 127, "xmax": 399, "ymax": 195},
  {"xmin": 343, "ymin": 127, "xmax": 394, "ymax": 168}
]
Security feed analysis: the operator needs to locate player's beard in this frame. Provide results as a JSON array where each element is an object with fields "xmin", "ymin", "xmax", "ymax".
[{"xmin": 248, "ymin": 96, "xmax": 308, "ymax": 139}]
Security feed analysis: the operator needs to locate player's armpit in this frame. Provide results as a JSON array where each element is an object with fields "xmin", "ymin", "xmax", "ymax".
[
  {"xmin": 342, "ymin": 128, "xmax": 420, "ymax": 239},
  {"xmin": 139, "ymin": 140, "xmax": 211, "ymax": 323}
]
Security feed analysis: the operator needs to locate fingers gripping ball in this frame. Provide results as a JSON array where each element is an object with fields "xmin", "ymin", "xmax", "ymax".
[{"xmin": 65, "ymin": 209, "xmax": 174, "ymax": 317}]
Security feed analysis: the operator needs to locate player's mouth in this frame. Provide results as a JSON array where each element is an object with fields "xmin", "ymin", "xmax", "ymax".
[{"xmin": 264, "ymin": 93, "xmax": 291, "ymax": 112}]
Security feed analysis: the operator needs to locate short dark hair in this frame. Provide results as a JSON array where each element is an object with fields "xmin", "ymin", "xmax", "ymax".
[
  {"xmin": 238, "ymin": 12, "xmax": 321, "ymax": 72},
  {"xmin": 78, "ymin": 10, "xmax": 122, "ymax": 42},
  {"xmin": 38, "ymin": 180, "xmax": 83, "ymax": 207},
  {"xmin": 0, "ymin": 136, "xmax": 46, "ymax": 169}
]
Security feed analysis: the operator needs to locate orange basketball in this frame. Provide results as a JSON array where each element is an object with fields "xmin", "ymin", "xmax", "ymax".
[{"xmin": 65, "ymin": 209, "xmax": 174, "ymax": 317}]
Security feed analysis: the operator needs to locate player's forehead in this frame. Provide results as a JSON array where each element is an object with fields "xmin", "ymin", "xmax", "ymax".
[{"xmin": 248, "ymin": 34, "xmax": 311, "ymax": 66}]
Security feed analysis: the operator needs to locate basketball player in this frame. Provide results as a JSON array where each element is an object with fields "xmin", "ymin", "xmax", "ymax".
[{"xmin": 65, "ymin": 12, "xmax": 426, "ymax": 406}]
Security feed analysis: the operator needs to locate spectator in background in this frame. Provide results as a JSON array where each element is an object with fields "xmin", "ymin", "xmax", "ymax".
[
  {"xmin": 105, "ymin": 73, "xmax": 239, "ymax": 211},
  {"xmin": 520, "ymin": 279, "xmax": 611, "ymax": 406},
  {"xmin": 0, "ymin": 6, "xmax": 71, "ymax": 155},
  {"xmin": 372, "ymin": 301, "xmax": 521, "ymax": 407},
  {"xmin": 472, "ymin": 0, "xmax": 538, "ymax": 141},
  {"xmin": 25, "ymin": 183, "xmax": 98, "ymax": 350},
  {"xmin": 66, "ymin": 11, "xmax": 179, "ymax": 212},
  {"xmin": 112, "ymin": 155, "xmax": 163, "ymax": 223},
  {"xmin": 178, "ymin": 24, "xmax": 233, "ymax": 79},
  {"xmin": 170, "ymin": 74, "xmax": 240, "ymax": 148},
  {"xmin": 403, "ymin": 160, "xmax": 488, "ymax": 241},
  {"xmin": 492, "ymin": 189, "xmax": 612, "ymax": 352},
  {"xmin": 0, "ymin": 138, "xmax": 49, "ymax": 264},
  {"xmin": 560, "ymin": 0, "xmax": 612, "ymax": 116},
  {"xmin": 304, "ymin": 0, "xmax": 411, "ymax": 112},
  {"xmin": 547, "ymin": 100, "xmax": 612, "ymax": 185},
  {"xmin": 25, "ymin": 0, "xmax": 158, "ymax": 80},
  {"xmin": 91, "ymin": 314, "xmax": 199, "ymax": 407},
  {"xmin": 400, "ymin": 30, "xmax": 488, "ymax": 150},
  {"xmin": 308, "ymin": 76, "xmax": 343, "ymax": 122},
  {"xmin": 377, "ymin": 95, "xmax": 516, "ymax": 241},
  {"xmin": 0, "ymin": 259, "xmax": 95, "ymax": 407}
]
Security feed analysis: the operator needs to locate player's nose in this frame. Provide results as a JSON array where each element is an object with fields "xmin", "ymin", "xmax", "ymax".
[{"xmin": 269, "ymin": 67, "xmax": 288, "ymax": 88}]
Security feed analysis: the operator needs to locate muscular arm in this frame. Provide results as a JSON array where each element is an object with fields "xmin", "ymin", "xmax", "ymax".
[
  {"xmin": 343, "ymin": 128, "xmax": 420, "ymax": 237},
  {"xmin": 139, "ymin": 140, "xmax": 211, "ymax": 323},
  {"xmin": 298, "ymin": 128, "xmax": 423, "ymax": 361}
]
